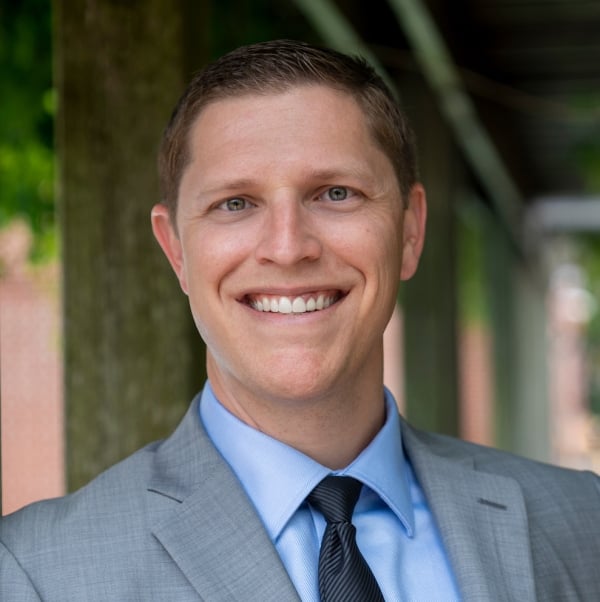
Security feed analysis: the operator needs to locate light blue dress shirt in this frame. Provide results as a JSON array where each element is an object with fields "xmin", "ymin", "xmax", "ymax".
[{"xmin": 200, "ymin": 382, "xmax": 461, "ymax": 601}]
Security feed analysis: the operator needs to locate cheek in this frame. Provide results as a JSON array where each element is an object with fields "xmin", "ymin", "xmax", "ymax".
[
  {"xmin": 334, "ymin": 221, "xmax": 402, "ymax": 272},
  {"xmin": 362, "ymin": 229, "xmax": 404, "ymax": 300},
  {"xmin": 181, "ymin": 227, "xmax": 250, "ymax": 298}
]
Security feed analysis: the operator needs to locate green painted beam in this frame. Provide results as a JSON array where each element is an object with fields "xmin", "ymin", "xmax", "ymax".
[
  {"xmin": 387, "ymin": 0, "xmax": 523, "ymax": 245},
  {"xmin": 292, "ymin": 0, "xmax": 398, "ymax": 95}
]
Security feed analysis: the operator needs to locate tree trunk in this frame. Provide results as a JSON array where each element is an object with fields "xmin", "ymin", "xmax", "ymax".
[{"xmin": 55, "ymin": 0, "xmax": 208, "ymax": 491}]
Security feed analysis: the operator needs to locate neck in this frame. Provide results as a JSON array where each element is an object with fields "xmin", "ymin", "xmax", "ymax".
[{"xmin": 207, "ymin": 355, "xmax": 386, "ymax": 469}]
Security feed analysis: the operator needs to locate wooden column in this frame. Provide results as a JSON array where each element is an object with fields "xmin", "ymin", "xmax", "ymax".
[
  {"xmin": 513, "ymin": 264, "xmax": 551, "ymax": 461},
  {"xmin": 483, "ymin": 218, "xmax": 518, "ymax": 451},
  {"xmin": 401, "ymin": 76, "xmax": 460, "ymax": 436},
  {"xmin": 55, "ymin": 0, "xmax": 208, "ymax": 490},
  {"xmin": 484, "ymin": 217, "xmax": 550, "ymax": 459}
]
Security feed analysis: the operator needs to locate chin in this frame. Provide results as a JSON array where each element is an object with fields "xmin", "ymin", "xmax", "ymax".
[{"xmin": 248, "ymin": 359, "xmax": 338, "ymax": 403}]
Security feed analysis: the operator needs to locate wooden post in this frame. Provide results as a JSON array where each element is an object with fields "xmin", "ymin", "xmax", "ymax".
[
  {"xmin": 55, "ymin": 0, "xmax": 208, "ymax": 490},
  {"xmin": 401, "ymin": 76, "xmax": 460, "ymax": 436},
  {"xmin": 513, "ymin": 263, "xmax": 551, "ymax": 460},
  {"xmin": 483, "ymin": 216, "xmax": 550, "ymax": 459},
  {"xmin": 483, "ymin": 218, "xmax": 518, "ymax": 451}
]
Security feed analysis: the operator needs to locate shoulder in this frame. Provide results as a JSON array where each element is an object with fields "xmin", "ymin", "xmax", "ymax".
[
  {"xmin": 403, "ymin": 422, "xmax": 600, "ymax": 596},
  {"xmin": 0, "ymin": 439, "xmax": 161, "ymax": 550},
  {"xmin": 0, "ymin": 393, "xmax": 208, "ymax": 552},
  {"xmin": 404, "ymin": 421, "xmax": 600, "ymax": 509},
  {"xmin": 0, "ymin": 394, "xmax": 248, "ymax": 599},
  {"xmin": 0, "ymin": 441, "xmax": 167, "ymax": 599}
]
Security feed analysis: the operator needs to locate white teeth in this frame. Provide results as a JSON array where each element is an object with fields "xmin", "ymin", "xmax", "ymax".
[
  {"xmin": 292, "ymin": 297, "xmax": 306, "ymax": 313},
  {"xmin": 278, "ymin": 297, "xmax": 292, "ymax": 314},
  {"xmin": 250, "ymin": 293, "xmax": 338, "ymax": 314}
]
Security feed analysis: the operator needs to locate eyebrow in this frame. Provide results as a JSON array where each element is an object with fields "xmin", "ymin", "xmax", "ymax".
[
  {"xmin": 304, "ymin": 167, "xmax": 377, "ymax": 185},
  {"xmin": 195, "ymin": 165, "xmax": 379, "ymax": 201},
  {"xmin": 195, "ymin": 178, "xmax": 258, "ymax": 200}
]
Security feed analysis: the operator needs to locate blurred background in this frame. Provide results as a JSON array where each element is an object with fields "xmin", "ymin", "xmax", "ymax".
[{"xmin": 1, "ymin": 0, "xmax": 599, "ymax": 515}]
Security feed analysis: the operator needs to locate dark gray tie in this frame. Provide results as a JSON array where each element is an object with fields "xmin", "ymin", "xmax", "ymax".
[{"xmin": 308, "ymin": 476, "xmax": 385, "ymax": 602}]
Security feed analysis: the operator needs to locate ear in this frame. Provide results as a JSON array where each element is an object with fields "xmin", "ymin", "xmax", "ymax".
[
  {"xmin": 400, "ymin": 183, "xmax": 427, "ymax": 281},
  {"xmin": 151, "ymin": 203, "xmax": 189, "ymax": 294}
]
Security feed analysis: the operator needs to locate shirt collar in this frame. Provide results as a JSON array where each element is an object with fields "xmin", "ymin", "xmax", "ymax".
[{"xmin": 199, "ymin": 382, "xmax": 415, "ymax": 541}]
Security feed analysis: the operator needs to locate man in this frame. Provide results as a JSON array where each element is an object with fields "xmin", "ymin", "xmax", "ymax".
[{"xmin": 1, "ymin": 39, "xmax": 599, "ymax": 601}]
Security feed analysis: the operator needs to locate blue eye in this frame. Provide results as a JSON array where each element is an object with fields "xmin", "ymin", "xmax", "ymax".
[
  {"xmin": 325, "ymin": 187, "xmax": 349, "ymax": 201},
  {"xmin": 221, "ymin": 198, "xmax": 247, "ymax": 211}
]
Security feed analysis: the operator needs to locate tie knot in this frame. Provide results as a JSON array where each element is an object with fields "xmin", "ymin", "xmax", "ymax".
[{"xmin": 308, "ymin": 476, "xmax": 363, "ymax": 524}]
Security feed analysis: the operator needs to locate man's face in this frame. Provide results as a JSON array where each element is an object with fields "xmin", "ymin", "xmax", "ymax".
[{"xmin": 152, "ymin": 85, "xmax": 425, "ymax": 410}]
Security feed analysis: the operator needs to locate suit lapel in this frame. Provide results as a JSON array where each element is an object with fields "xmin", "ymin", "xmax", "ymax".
[
  {"xmin": 147, "ymin": 396, "xmax": 300, "ymax": 601},
  {"xmin": 143, "ymin": 393, "xmax": 538, "ymax": 600},
  {"xmin": 402, "ymin": 423, "xmax": 537, "ymax": 601}
]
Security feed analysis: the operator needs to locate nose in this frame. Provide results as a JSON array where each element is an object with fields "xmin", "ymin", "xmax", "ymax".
[{"xmin": 255, "ymin": 197, "xmax": 322, "ymax": 265}]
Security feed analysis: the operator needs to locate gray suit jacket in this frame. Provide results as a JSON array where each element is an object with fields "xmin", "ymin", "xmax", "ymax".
[{"xmin": 1, "ymin": 393, "xmax": 600, "ymax": 601}]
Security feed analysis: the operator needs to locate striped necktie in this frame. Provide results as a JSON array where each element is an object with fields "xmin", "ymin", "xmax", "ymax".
[{"xmin": 308, "ymin": 476, "xmax": 385, "ymax": 601}]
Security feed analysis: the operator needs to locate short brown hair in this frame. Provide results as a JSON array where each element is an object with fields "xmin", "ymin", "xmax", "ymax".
[{"xmin": 158, "ymin": 39, "xmax": 418, "ymax": 219}]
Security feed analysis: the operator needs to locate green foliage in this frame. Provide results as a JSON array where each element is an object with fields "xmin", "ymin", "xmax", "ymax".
[
  {"xmin": 578, "ymin": 234, "xmax": 600, "ymax": 415},
  {"xmin": 575, "ymin": 139, "xmax": 600, "ymax": 194},
  {"xmin": 457, "ymin": 199, "xmax": 490, "ymax": 326},
  {"xmin": 576, "ymin": 112, "xmax": 600, "ymax": 415},
  {"xmin": 0, "ymin": 0, "xmax": 55, "ymax": 261}
]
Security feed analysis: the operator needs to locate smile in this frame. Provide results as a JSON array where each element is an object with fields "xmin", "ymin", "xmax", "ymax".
[{"xmin": 244, "ymin": 291, "xmax": 343, "ymax": 314}]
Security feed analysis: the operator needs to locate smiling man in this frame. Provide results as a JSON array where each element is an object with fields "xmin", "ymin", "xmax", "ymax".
[
  {"xmin": 1, "ymin": 40, "xmax": 600, "ymax": 602},
  {"xmin": 151, "ymin": 82, "xmax": 423, "ymax": 472}
]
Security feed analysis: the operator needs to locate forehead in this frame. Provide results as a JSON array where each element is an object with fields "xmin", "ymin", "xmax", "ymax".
[
  {"xmin": 200, "ymin": 80, "xmax": 364, "ymax": 113},
  {"xmin": 175, "ymin": 85, "xmax": 402, "ymax": 215},
  {"xmin": 187, "ymin": 85, "xmax": 382, "ymax": 171},
  {"xmin": 197, "ymin": 84, "xmax": 368, "ymax": 129}
]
